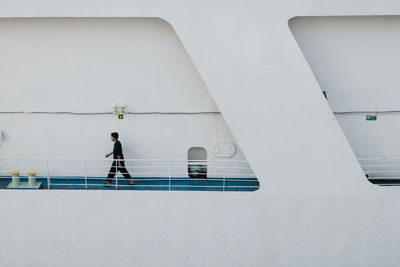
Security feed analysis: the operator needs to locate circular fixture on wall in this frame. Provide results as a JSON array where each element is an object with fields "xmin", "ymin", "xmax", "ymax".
[{"xmin": 212, "ymin": 141, "xmax": 237, "ymax": 158}]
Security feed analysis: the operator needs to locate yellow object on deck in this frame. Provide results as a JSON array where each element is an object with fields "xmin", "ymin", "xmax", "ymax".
[{"xmin": 7, "ymin": 171, "xmax": 41, "ymax": 189}]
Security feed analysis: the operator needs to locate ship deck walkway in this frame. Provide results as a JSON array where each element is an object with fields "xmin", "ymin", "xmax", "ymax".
[
  {"xmin": 0, "ymin": 158, "xmax": 259, "ymax": 191},
  {"xmin": 0, "ymin": 176, "xmax": 259, "ymax": 191}
]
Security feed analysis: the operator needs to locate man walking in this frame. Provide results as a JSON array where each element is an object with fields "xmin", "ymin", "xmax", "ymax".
[{"xmin": 105, "ymin": 132, "xmax": 134, "ymax": 186}]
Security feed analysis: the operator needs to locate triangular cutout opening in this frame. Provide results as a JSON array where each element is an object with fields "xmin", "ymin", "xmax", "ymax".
[
  {"xmin": 0, "ymin": 18, "xmax": 258, "ymax": 191},
  {"xmin": 289, "ymin": 16, "xmax": 400, "ymax": 186}
]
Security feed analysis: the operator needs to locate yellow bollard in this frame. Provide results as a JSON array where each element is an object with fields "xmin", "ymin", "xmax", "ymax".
[
  {"xmin": 7, "ymin": 171, "xmax": 41, "ymax": 189},
  {"xmin": 27, "ymin": 172, "xmax": 39, "ymax": 187},
  {"xmin": 8, "ymin": 171, "xmax": 20, "ymax": 187}
]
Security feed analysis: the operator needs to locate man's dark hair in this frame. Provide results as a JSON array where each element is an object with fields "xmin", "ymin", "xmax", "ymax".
[{"xmin": 111, "ymin": 132, "xmax": 119, "ymax": 139}]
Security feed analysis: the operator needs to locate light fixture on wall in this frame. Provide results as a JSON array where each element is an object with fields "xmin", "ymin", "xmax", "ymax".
[
  {"xmin": 113, "ymin": 105, "xmax": 119, "ymax": 115},
  {"xmin": 113, "ymin": 105, "xmax": 126, "ymax": 119},
  {"xmin": 121, "ymin": 105, "xmax": 126, "ymax": 114}
]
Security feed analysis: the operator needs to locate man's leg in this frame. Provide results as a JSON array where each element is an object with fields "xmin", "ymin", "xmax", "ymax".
[
  {"xmin": 117, "ymin": 161, "xmax": 134, "ymax": 185},
  {"xmin": 106, "ymin": 161, "xmax": 117, "ymax": 184}
]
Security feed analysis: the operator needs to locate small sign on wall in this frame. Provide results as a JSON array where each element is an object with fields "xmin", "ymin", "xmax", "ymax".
[
  {"xmin": 118, "ymin": 114, "xmax": 124, "ymax": 120},
  {"xmin": 366, "ymin": 115, "xmax": 377, "ymax": 121}
]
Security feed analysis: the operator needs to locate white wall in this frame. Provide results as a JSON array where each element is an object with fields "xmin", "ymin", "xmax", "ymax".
[
  {"xmin": 0, "ymin": 114, "xmax": 241, "ymax": 159},
  {"xmin": 0, "ymin": 18, "xmax": 245, "ymax": 166},
  {"xmin": 0, "ymin": 114, "xmax": 244, "ymax": 177},
  {"xmin": 0, "ymin": 18, "xmax": 217, "ymax": 113},
  {"xmin": 289, "ymin": 16, "xmax": 400, "ymax": 158}
]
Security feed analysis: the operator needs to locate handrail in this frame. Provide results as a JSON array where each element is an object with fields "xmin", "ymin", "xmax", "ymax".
[
  {"xmin": 0, "ymin": 157, "xmax": 250, "ymax": 163},
  {"xmin": 0, "ymin": 157, "xmax": 258, "ymax": 191},
  {"xmin": 359, "ymin": 157, "xmax": 400, "ymax": 161}
]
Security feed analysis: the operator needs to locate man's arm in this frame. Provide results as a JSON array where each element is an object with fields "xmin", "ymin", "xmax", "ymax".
[
  {"xmin": 105, "ymin": 152, "xmax": 113, "ymax": 157},
  {"xmin": 117, "ymin": 155, "xmax": 122, "ymax": 167}
]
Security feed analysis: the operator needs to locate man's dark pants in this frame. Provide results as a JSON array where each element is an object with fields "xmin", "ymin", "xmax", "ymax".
[{"xmin": 107, "ymin": 160, "xmax": 132, "ymax": 183}]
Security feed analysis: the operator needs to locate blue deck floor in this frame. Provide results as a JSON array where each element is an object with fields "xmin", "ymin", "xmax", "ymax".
[
  {"xmin": 368, "ymin": 179, "xmax": 400, "ymax": 186},
  {"xmin": 0, "ymin": 176, "xmax": 259, "ymax": 191}
]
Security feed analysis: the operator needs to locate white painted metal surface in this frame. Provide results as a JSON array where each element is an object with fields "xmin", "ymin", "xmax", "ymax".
[
  {"xmin": 290, "ymin": 16, "xmax": 400, "ymax": 161},
  {"xmin": 0, "ymin": 1, "xmax": 400, "ymax": 267},
  {"xmin": 0, "ymin": 18, "xmax": 245, "ymax": 164}
]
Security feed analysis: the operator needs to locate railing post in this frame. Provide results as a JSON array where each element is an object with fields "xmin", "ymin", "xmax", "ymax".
[
  {"xmin": 46, "ymin": 159, "xmax": 50, "ymax": 189},
  {"xmin": 223, "ymin": 160, "xmax": 226, "ymax": 191},
  {"xmin": 115, "ymin": 159, "xmax": 118, "ymax": 190},
  {"xmin": 84, "ymin": 159, "xmax": 88, "ymax": 189}
]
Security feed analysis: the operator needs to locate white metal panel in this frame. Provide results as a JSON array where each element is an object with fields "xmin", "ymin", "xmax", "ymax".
[{"xmin": 0, "ymin": 1, "xmax": 399, "ymax": 267}]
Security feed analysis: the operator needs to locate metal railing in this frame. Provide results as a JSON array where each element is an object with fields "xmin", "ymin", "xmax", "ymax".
[{"xmin": 0, "ymin": 158, "xmax": 259, "ymax": 191}]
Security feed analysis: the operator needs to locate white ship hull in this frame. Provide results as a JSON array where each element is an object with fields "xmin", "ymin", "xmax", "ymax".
[{"xmin": 1, "ymin": 1, "xmax": 400, "ymax": 266}]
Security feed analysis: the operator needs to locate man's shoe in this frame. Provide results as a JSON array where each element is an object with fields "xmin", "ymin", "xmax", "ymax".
[{"xmin": 104, "ymin": 182, "xmax": 112, "ymax": 186}]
